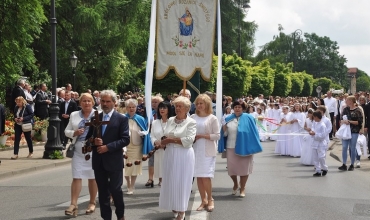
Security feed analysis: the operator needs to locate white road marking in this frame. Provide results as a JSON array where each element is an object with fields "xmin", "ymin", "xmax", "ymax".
[{"xmin": 189, "ymin": 190, "xmax": 208, "ymax": 220}]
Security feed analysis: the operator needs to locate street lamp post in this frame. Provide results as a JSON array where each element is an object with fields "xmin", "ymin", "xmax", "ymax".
[
  {"xmin": 70, "ymin": 51, "xmax": 78, "ymax": 91},
  {"xmin": 238, "ymin": 1, "xmax": 250, "ymax": 57},
  {"xmin": 291, "ymin": 29, "xmax": 302, "ymax": 72},
  {"xmin": 43, "ymin": 0, "xmax": 63, "ymax": 158}
]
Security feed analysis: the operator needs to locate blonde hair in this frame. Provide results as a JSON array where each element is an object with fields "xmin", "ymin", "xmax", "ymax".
[
  {"xmin": 15, "ymin": 96, "xmax": 27, "ymax": 106},
  {"xmin": 79, "ymin": 93, "xmax": 95, "ymax": 105},
  {"xmin": 194, "ymin": 94, "xmax": 213, "ymax": 115},
  {"xmin": 346, "ymin": 95, "xmax": 356, "ymax": 104}
]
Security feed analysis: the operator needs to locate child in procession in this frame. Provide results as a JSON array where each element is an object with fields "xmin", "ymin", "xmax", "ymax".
[{"xmin": 310, "ymin": 111, "xmax": 329, "ymax": 177}]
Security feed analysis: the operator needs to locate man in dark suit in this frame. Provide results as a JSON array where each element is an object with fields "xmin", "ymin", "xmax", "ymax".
[
  {"xmin": 34, "ymin": 83, "xmax": 51, "ymax": 119},
  {"xmin": 86, "ymin": 90, "xmax": 130, "ymax": 220},
  {"xmin": 59, "ymin": 91, "xmax": 78, "ymax": 149},
  {"xmin": 10, "ymin": 79, "xmax": 26, "ymax": 113}
]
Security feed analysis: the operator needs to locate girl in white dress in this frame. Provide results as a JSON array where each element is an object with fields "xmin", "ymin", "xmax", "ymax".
[
  {"xmin": 287, "ymin": 103, "xmax": 306, "ymax": 157},
  {"xmin": 269, "ymin": 104, "xmax": 281, "ymax": 141},
  {"xmin": 256, "ymin": 107, "xmax": 267, "ymax": 142},
  {"xmin": 274, "ymin": 106, "xmax": 292, "ymax": 155},
  {"xmin": 191, "ymin": 94, "xmax": 220, "ymax": 212},
  {"xmin": 300, "ymin": 109, "xmax": 315, "ymax": 165},
  {"xmin": 150, "ymin": 101, "xmax": 174, "ymax": 186}
]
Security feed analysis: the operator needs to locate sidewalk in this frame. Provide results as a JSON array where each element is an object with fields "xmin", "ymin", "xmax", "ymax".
[
  {"xmin": 329, "ymin": 138, "xmax": 370, "ymax": 171},
  {"xmin": 0, "ymin": 142, "xmax": 71, "ymax": 180}
]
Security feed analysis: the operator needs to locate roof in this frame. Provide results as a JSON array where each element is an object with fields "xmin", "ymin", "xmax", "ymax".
[{"xmin": 347, "ymin": 67, "xmax": 358, "ymax": 75}]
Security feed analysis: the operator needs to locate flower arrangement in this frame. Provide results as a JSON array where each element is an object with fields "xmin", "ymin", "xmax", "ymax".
[
  {"xmin": 33, "ymin": 117, "xmax": 49, "ymax": 132},
  {"xmin": 2, "ymin": 120, "xmax": 15, "ymax": 136}
]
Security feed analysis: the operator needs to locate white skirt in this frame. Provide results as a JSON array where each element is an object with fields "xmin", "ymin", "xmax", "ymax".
[
  {"xmin": 154, "ymin": 148, "xmax": 165, "ymax": 178},
  {"xmin": 300, "ymin": 134, "xmax": 314, "ymax": 165},
  {"xmin": 193, "ymin": 138, "xmax": 216, "ymax": 178},
  {"xmin": 159, "ymin": 144, "xmax": 194, "ymax": 212},
  {"xmin": 71, "ymin": 141, "xmax": 95, "ymax": 179}
]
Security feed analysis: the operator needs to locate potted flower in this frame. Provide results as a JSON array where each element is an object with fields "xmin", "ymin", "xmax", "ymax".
[
  {"xmin": 33, "ymin": 117, "xmax": 49, "ymax": 141},
  {"xmin": 0, "ymin": 120, "xmax": 14, "ymax": 145}
]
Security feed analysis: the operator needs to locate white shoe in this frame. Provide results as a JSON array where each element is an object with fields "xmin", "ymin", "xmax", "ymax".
[
  {"xmin": 356, "ymin": 160, "xmax": 361, "ymax": 168},
  {"xmin": 125, "ymin": 188, "xmax": 134, "ymax": 195}
]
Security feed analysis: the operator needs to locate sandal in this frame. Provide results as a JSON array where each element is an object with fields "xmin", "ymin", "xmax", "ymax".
[
  {"xmin": 207, "ymin": 199, "xmax": 214, "ymax": 212},
  {"xmin": 196, "ymin": 202, "xmax": 208, "ymax": 211},
  {"xmin": 86, "ymin": 202, "xmax": 96, "ymax": 215},
  {"xmin": 65, "ymin": 204, "xmax": 78, "ymax": 216},
  {"xmin": 145, "ymin": 179, "xmax": 154, "ymax": 188}
]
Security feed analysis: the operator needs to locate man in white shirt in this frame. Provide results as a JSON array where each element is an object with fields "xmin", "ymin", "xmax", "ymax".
[{"xmin": 324, "ymin": 91, "xmax": 337, "ymax": 140}]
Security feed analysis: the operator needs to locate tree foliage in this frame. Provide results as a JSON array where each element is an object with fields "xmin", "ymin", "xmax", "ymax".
[
  {"xmin": 300, "ymin": 72, "xmax": 314, "ymax": 96},
  {"xmin": 249, "ymin": 60, "xmax": 274, "ymax": 97},
  {"xmin": 272, "ymin": 62, "xmax": 292, "ymax": 96},
  {"xmin": 312, "ymin": 77, "xmax": 332, "ymax": 96},
  {"xmin": 289, "ymin": 73, "xmax": 304, "ymax": 96}
]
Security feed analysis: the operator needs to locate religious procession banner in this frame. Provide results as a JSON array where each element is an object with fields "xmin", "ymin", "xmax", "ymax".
[{"xmin": 156, "ymin": 0, "xmax": 217, "ymax": 81}]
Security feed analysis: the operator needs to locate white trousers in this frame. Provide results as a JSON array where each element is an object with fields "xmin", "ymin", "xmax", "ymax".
[{"xmin": 312, "ymin": 147, "xmax": 328, "ymax": 173}]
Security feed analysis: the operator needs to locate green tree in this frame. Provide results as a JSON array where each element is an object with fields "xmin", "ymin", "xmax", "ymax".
[
  {"xmin": 32, "ymin": 0, "xmax": 151, "ymax": 91},
  {"xmin": 249, "ymin": 59, "xmax": 274, "ymax": 97},
  {"xmin": 272, "ymin": 62, "xmax": 292, "ymax": 96},
  {"xmin": 356, "ymin": 75, "xmax": 370, "ymax": 92},
  {"xmin": 256, "ymin": 26, "xmax": 348, "ymax": 85},
  {"xmin": 221, "ymin": 54, "xmax": 252, "ymax": 98},
  {"xmin": 312, "ymin": 77, "xmax": 332, "ymax": 96},
  {"xmin": 219, "ymin": 0, "xmax": 258, "ymax": 59},
  {"xmin": 300, "ymin": 72, "xmax": 314, "ymax": 96},
  {"xmin": 0, "ymin": 0, "xmax": 47, "ymax": 102},
  {"xmin": 289, "ymin": 73, "xmax": 304, "ymax": 96}
]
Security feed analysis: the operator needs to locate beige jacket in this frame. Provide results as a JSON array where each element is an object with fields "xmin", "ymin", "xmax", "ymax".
[{"xmin": 191, "ymin": 114, "xmax": 220, "ymax": 157}]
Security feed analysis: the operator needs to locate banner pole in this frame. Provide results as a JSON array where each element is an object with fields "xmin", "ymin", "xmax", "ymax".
[{"xmin": 182, "ymin": 80, "xmax": 187, "ymax": 96}]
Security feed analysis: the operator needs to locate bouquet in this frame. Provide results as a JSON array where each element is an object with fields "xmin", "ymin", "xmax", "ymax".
[
  {"xmin": 33, "ymin": 117, "xmax": 49, "ymax": 132},
  {"xmin": 2, "ymin": 120, "xmax": 15, "ymax": 136}
]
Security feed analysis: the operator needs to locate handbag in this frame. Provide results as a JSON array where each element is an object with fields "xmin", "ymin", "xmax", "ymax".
[
  {"xmin": 66, "ymin": 140, "xmax": 76, "ymax": 158},
  {"xmin": 20, "ymin": 106, "xmax": 33, "ymax": 132},
  {"xmin": 336, "ymin": 115, "xmax": 351, "ymax": 140},
  {"xmin": 22, "ymin": 123, "xmax": 32, "ymax": 132}
]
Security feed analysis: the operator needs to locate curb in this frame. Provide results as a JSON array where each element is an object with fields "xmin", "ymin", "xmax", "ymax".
[{"xmin": 0, "ymin": 159, "xmax": 71, "ymax": 180}]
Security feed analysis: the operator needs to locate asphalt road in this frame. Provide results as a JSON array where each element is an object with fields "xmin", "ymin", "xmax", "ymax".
[{"xmin": 0, "ymin": 141, "xmax": 370, "ymax": 220}]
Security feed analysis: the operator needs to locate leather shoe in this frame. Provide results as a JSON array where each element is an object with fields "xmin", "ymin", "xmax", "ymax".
[{"xmin": 118, "ymin": 217, "xmax": 125, "ymax": 220}]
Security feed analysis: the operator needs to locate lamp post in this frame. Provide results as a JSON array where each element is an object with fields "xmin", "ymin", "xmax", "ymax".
[
  {"xmin": 291, "ymin": 29, "xmax": 302, "ymax": 72},
  {"xmin": 70, "ymin": 51, "xmax": 78, "ymax": 91},
  {"xmin": 43, "ymin": 0, "xmax": 63, "ymax": 158},
  {"xmin": 238, "ymin": 1, "xmax": 250, "ymax": 57}
]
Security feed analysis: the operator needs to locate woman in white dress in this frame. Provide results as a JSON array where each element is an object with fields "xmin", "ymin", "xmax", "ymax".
[
  {"xmin": 64, "ymin": 93, "xmax": 97, "ymax": 216},
  {"xmin": 150, "ymin": 101, "xmax": 174, "ymax": 186},
  {"xmin": 159, "ymin": 96, "xmax": 196, "ymax": 220},
  {"xmin": 287, "ymin": 103, "xmax": 306, "ymax": 157},
  {"xmin": 300, "ymin": 108, "xmax": 315, "ymax": 165},
  {"xmin": 191, "ymin": 94, "xmax": 220, "ymax": 212},
  {"xmin": 274, "ymin": 106, "xmax": 292, "ymax": 155}
]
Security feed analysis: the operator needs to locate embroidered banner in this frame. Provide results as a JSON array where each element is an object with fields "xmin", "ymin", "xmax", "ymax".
[{"xmin": 156, "ymin": 0, "xmax": 217, "ymax": 81}]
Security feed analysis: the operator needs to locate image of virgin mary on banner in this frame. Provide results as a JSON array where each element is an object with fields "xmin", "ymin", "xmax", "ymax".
[{"xmin": 156, "ymin": 0, "xmax": 217, "ymax": 81}]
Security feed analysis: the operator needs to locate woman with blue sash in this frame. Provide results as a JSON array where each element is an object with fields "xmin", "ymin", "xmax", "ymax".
[
  {"xmin": 124, "ymin": 99, "xmax": 152, "ymax": 195},
  {"xmin": 218, "ymin": 101, "xmax": 263, "ymax": 198}
]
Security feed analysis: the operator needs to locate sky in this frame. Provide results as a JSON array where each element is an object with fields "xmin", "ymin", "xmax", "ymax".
[{"xmin": 246, "ymin": 0, "xmax": 370, "ymax": 75}]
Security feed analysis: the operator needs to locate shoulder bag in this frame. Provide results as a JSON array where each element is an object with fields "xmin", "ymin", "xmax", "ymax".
[
  {"xmin": 66, "ymin": 139, "xmax": 76, "ymax": 158},
  {"xmin": 21, "ymin": 106, "xmax": 33, "ymax": 132}
]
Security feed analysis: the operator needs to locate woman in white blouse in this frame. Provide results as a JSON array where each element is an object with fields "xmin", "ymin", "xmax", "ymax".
[
  {"xmin": 150, "ymin": 101, "xmax": 174, "ymax": 186},
  {"xmin": 159, "ymin": 96, "xmax": 196, "ymax": 220},
  {"xmin": 191, "ymin": 94, "xmax": 220, "ymax": 212}
]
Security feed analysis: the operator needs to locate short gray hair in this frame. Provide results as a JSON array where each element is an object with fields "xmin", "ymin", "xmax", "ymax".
[
  {"xmin": 172, "ymin": 96, "xmax": 191, "ymax": 111},
  {"xmin": 125, "ymin": 98, "xmax": 138, "ymax": 107},
  {"xmin": 100, "ymin": 90, "xmax": 117, "ymax": 103},
  {"xmin": 17, "ymin": 79, "xmax": 25, "ymax": 85}
]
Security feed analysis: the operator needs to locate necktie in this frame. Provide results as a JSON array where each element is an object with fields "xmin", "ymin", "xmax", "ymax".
[{"xmin": 102, "ymin": 114, "xmax": 109, "ymax": 135}]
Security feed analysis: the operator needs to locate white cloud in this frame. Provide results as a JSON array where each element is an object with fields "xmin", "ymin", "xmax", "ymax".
[{"xmin": 246, "ymin": 0, "xmax": 370, "ymax": 74}]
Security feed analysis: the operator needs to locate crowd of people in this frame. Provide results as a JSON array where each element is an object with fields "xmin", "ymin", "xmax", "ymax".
[{"xmin": 3, "ymin": 78, "xmax": 370, "ymax": 219}]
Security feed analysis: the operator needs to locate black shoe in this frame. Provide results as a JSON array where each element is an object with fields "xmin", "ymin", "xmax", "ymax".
[
  {"xmin": 348, "ymin": 164, "xmax": 354, "ymax": 171},
  {"xmin": 322, "ymin": 170, "xmax": 328, "ymax": 176},
  {"xmin": 368, "ymin": 156, "xmax": 370, "ymax": 160},
  {"xmin": 313, "ymin": 172, "xmax": 322, "ymax": 177},
  {"xmin": 145, "ymin": 179, "xmax": 154, "ymax": 188},
  {"xmin": 338, "ymin": 164, "xmax": 347, "ymax": 171}
]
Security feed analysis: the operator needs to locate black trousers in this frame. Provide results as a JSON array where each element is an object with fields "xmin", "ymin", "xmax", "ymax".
[
  {"xmin": 14, "ymin": 124, "xmax": 33, "ymax": 155},
  {"xmin": 329, "ymin": 112, "xmax": 335, "ymax": 138},
  {"xmin": 335, "ymin": 114, "xmax": 341, "ymax": 132},
  {"xmin": 94, "ymin": 169, "xmax": 125, "ymax": 220}
]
